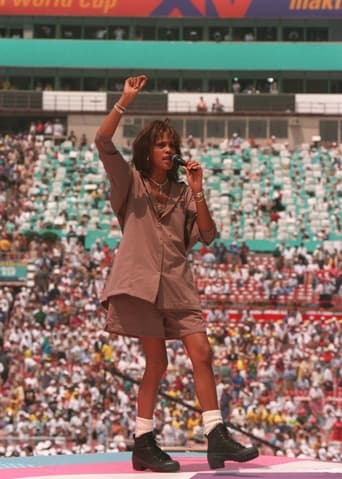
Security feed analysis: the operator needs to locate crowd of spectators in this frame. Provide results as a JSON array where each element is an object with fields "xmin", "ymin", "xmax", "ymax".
[
  {"xmin": 0, "ymin": 133, "xmax": 341, "ymax": 461},
  {"xmin": 182, "ymin": 132, "xmax": 342, "ymax": 249},
  {"xmin": 192, "ymin": 241, "xmax": 342, "ymax": 310}
]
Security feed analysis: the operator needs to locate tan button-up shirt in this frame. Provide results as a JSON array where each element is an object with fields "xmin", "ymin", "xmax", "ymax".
[{"xmin": 95, "ymin": 133, "xmax": 217, "ymax": 311}]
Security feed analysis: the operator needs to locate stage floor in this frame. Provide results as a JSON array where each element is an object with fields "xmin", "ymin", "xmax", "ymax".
[{"xmin": 0, "ymin": 452, "xmax": 342, "ymax": 479}]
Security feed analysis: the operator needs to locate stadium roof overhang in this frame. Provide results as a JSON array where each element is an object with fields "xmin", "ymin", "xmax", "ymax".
[{"xmin": 0, "ymin": 40, "xmax": 341, "ymax": 72}]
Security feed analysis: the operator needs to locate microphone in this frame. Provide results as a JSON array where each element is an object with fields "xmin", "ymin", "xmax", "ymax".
[{"xmin": 171, "ymin": 154, "xmax": 187, "ymax": 166}]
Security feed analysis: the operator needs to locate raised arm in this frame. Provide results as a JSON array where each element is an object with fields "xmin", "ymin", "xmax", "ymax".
[
  {"xmin": 97, "ymin": 75, "xmax": 148, "ymax": 138},
  {"xmin": 95, "ymin": 75, "xmax": 147, "ymax": 217}
]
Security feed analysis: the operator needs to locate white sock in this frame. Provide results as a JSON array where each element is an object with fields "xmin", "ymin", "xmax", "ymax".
[
  {"xmin": 135, "ymin": 417, "xmax": 153, "ymax": 438},
  {"xmin": 202, "ymin": 409, "xmax": 223, "ymax": 436}
]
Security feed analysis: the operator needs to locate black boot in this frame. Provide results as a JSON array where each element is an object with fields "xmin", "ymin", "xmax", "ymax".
[
  {"xmin": 132, "ymin": 431, "xmax": 180, "ymax": 473},
  {"xmin": 207, "ymin": 423, "xmax": 259, "ymax": 469}
]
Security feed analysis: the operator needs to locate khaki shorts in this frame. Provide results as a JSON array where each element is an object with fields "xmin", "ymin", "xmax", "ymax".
[{"xmin": 106, "ymin": 294, "xmax": 206, "ymax": 340}]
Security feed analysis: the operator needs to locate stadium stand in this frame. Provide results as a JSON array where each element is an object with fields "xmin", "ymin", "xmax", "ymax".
[
  {"xmin": 0, "ymin": 0, "xmax": 341, "ymax": 463},
  {"xmin": 0, "ymin": 132, "xmax": 341, "ymax": 460}
]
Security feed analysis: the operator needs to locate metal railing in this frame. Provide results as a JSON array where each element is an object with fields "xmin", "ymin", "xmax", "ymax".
[
  {"xmin": 110, "ymin": 367, "xmax": 283, "ymax": 454},
  {"xmin": 0, "ymin": 91, "xmax": 42, "ymax": 110},
  {"xmin": 1, "ymin": 90, "xmax": 342, "ymax": 116}
]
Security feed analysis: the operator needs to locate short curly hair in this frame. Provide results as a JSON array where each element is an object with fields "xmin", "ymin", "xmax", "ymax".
[{"xmin": 132, "ymin": 119, "xmax": 182, "ymax": 181}]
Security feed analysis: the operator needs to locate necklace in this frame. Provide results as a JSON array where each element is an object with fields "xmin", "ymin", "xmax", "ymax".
[
  {"xmin": 148, "ymin": 176, "xmax": 169, "ymax": 194},
  {"xmin": 151, "ymin": 198, "xmax": 165, "ymax": 217}
]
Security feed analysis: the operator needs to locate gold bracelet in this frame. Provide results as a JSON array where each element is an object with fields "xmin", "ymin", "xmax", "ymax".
[
  {"xmin": 113, "ymin": 104, "xmax": 124, "ymax": 114},
  {"xmin": 116, "ymin": 102, "xmax": 126, "ymax": 112},
  {"xmin": 114, "ymin": 103, "xmax": 126, "ymax": 114},
  {"xmin": 193, "ymin": 191, "xmax": 204, "ymax": 199},
  {"xmin": 195, "ymin": 196, "xmax": 205, "ymax": 203}
]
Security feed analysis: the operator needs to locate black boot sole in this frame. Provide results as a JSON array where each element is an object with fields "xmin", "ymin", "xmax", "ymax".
[
  {"xmin": 208, "ymin": 447, "xmax": 259, "ymax": 469},
  {"xmin": 132, "ymin": 456, "xmax": 181, "ymax": 473}
]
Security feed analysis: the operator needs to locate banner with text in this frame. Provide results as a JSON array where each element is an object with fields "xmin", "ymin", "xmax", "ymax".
[
  {"xmin": 0, "ymin": 0, "xmax": 341, "ymax": 18},
  {"xmin": 0, "ymin": 263, "xmax": 27, "ymax": 282}
]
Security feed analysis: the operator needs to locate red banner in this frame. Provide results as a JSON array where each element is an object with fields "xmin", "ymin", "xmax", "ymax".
[
  {"xmin": 0, "ymin": 0, "xmax": 340, "ymax": 17},
  {"xmin": 0, "ymin": 0, "xmax": 252, "ymax": 17},
  {"xmin": 226, "ymin": 310, "xmax": 342, "ymax": 323}
]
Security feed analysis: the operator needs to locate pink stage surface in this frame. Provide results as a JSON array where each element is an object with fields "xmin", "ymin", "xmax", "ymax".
[{"xmin": 0, "ymin": 452, "xmax": 341, "ymax": 479}]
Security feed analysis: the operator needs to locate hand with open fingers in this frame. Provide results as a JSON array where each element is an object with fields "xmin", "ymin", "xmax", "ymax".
[{"xmin": 184, "ymin": 160, "xmax": 203, "ymax": 194}]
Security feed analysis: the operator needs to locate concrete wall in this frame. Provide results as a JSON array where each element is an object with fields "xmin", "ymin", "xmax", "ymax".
[
  {"xmin": 67, "ymin": 113, "xmax": 335, "ymax": 150},
  {"xmin": 288, "ymin": 117, "xmax": 321, "ymax": 147},
  {"xmin": 67, "ymin": 113, "xmax": 107, "ymax": 147}
]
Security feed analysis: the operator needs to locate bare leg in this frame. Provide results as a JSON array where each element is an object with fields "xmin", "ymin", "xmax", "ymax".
[
  {"xmin": 133, "ymin": 337, "xmax": 180, "ymax": 472},
  {"xmin": 182, "ymin": 332, "xmax": 219, "ymax": 411},
  {"xmin": 182, "ymin": 333, "xmax": 259, "ymax": 468},
  {"xmin": 137, "ymin": 337, "xmax": 168, "ymax": 418}
]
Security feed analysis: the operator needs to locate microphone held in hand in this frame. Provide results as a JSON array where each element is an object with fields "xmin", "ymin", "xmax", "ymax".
[{"xmin": 171, "ymin": 154, "xmax": 187, "ymax": 166}]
